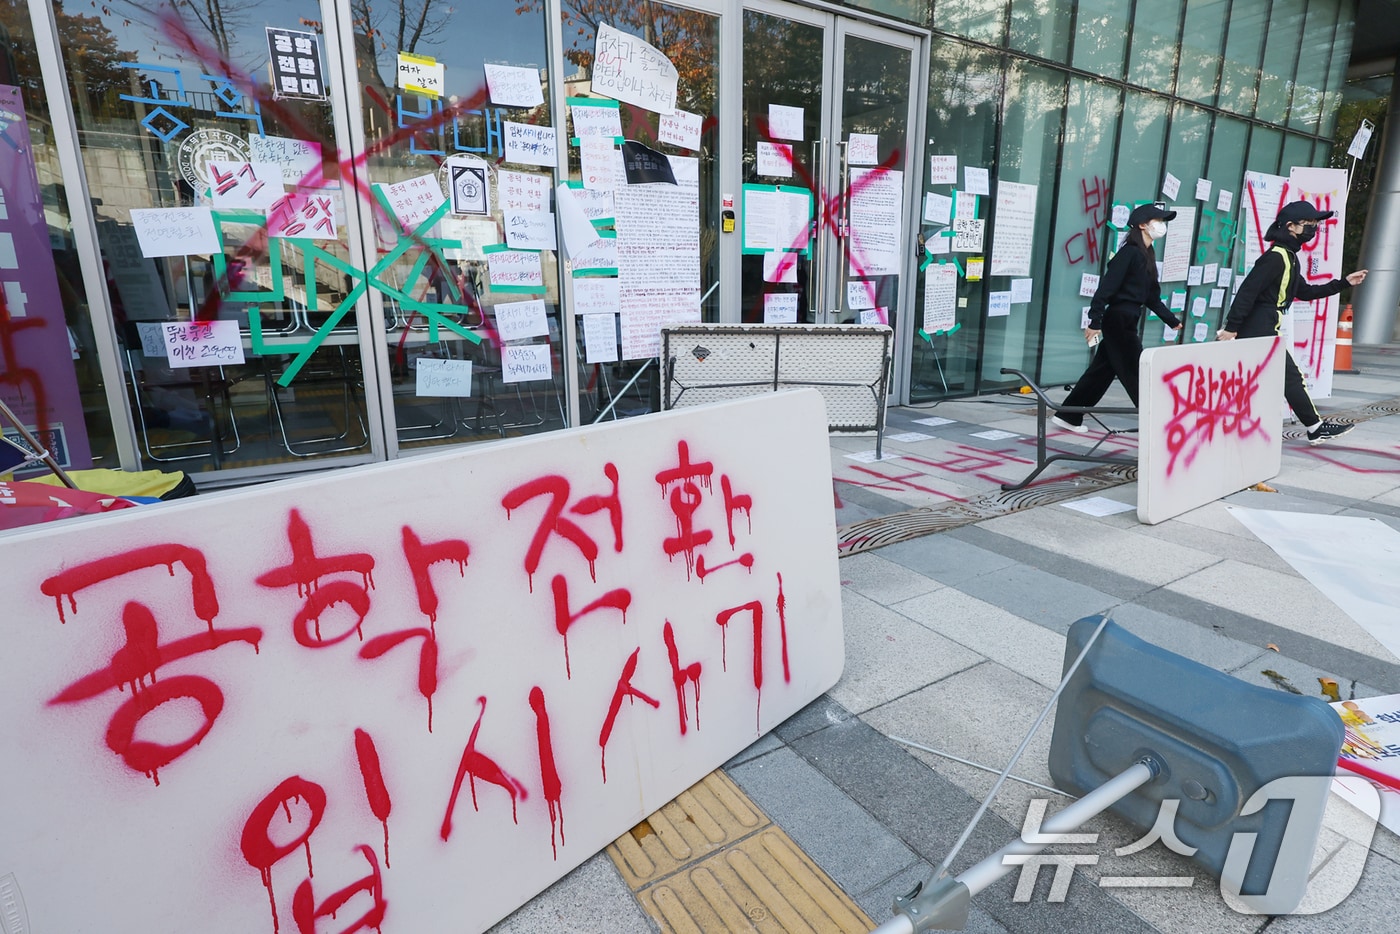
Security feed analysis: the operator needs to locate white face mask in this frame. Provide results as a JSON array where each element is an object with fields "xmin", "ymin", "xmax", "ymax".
[{"xmin": 1147, "ymin": 220, "xmax": 1168, "ymax": 239}]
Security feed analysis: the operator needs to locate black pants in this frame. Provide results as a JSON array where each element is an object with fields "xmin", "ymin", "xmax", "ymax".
[
  {"xmin": 1058, "ymin": 318, "xmax": 1142, "ymax": 426},
  {"xmin": 1283, "ymin": 349, "xmax": 1320, "ymax": 426}
]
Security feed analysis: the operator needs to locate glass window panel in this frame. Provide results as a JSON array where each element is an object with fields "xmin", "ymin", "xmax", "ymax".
[
  {"xmin": 1256, "ymin": 0, "xmax": 1307, "ymax": 125},
  {"xmin": 739, "ymin": 10, "xmax": 824, "ymax": 325},
  {"xmin": 1198, "ymin": 116, "xmax": 1249, "ymax": 299},
  {"xmin": 1071, "ymin": 0, "xmax": 1132, "ymax": 78},
  {"xmin": 1247, "ymin": 125, "xmax": 1285, "ymax": 177},
  {"xmin": 978, "ymin": 61, "xmax": 1065, "ymax": 390},
  {"xmin": 1177, "ymin": 0, "xmax": 1229, "ymax": 105},
  {"xmin": 1281, "ymin": 132, "xmax": 1315, "ymax": 172},
  {"xmin": 933, "ymin": 0, "xmax": 1006, "ymax": 47},
  {"xmin": 842, "ymin": 0, "xmax": 926, "ymax": 25},
  {"xmin": 0, "ymin": 2, "xmax": 116, "ymax": 473},
  {"xmin": 1009, "ymin": 0, "xmax": 1072, "ymax": 62},
  {"xmin": 559, "ymin": 0, "xmax": 719, "ymax": 424},
  {"xmin": 1040, "ymin": 79, "xmax": 1121, "ymax": 387},
  {"xmin": 1220, "ymin": 2, "xmax": 1268, "ymax": 117},
  {"xmin": 57, "ymin": 0, "xmax": 367, "ymax": 474},
  {"xmin": 911, "ymin": 39, "xmax": 1001, "ymax": 402},
  {"xmin": 1320, "ymin": 0, "xmax": 1358, "ymax": 138},
  {"xmin": 1288, "ymin": 0, "xmax": 1338, "ymax": 132},
  {"xmin": 1126, "ymin": 6, "xmax": 1183, "ymax": 94},
  {"xmin": 1112, "ymin": 92, "xmax": 1170, "ymax": 209}
]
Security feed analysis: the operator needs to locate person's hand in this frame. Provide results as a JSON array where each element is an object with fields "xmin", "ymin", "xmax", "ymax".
[
  {"xmin": 1217, "ymin": 329, "xmax": 1236, "ymax": 341},
  {"xmin": 1084, "ymin": 327, "xmax": 1101, "ymax": 346},
  {"xmin": 1346, "ymin": 269, "xmax": 1369, "ymax": 286}
]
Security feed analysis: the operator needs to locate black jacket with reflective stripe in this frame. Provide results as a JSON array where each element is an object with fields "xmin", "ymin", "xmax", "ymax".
[{"xmin": 1225, "ymin": 240, "xmax": 1346, "ymax": 338}]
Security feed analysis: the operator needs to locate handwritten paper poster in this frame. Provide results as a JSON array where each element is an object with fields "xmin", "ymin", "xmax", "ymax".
[
  {"xmin": 951, "ymin": 218, "xmax": 984, "ymax": 253},
  {"xmin": 1010, "ymin": 278, "xmax": 1033, "ymax": 303},
  {"xmin": 397, "ymin": 51, "xmax": 444, "ymax": 97},
  {"xmin": 742, "ymin": 187, "xmax": 810, "ymax": 254},
  {"xmin": 503, "ymin": 122, "xmax": 557, "ymax": 167},
  {"xmin": 502, "ymin": 343, "xmax": 552, "ymax": 383},
  {"xmin": 266, "ymin": 190, "xmax": 338, "ymax": 240},
  {"xmin": 1203, "ymin": 262, "xmax": 1219, "ymax": 283},
  {"xmin": 929, "ymin": 155, "xmax": 957, "ymax": 185},
  {"xmin": 1161, "ymin": 171, "xmax": 1181, "ymax": 200},
  {"xmin": 858, "ymin": 308, "xmax": 888, "ymax": 326},
  {"xmin": 1217, "ymin": 267, "xmax": 1232, "ymax": 287},
  {"xmin": 988, "ymin": 291, "xmax": 1012, "ymax": 318},
  {"xmin": 591, "ymin": 22, "xmax": 678, "ymax": 115},
  {"xmin": 571, "ymin": 231, "xmax": 618, "ymax": 276},
  {"xmin": 1079, "ymin": 272, "xmax": 1100, "ymax": 298},
  {"xmin": 923, "ymin": 262, "xmax": 957, "ymax": 332},
  {"xmin": 1162, "ymin": 323, "xmax": 1177, "ymax": 342},
  {"xmin": 484, "ymin": 63, "xmax": 544, "ymax": 108},
  {"xmin": 416, "ymin": 357, "xmax": 473, "ymax": 397},
  {"xmin": 954, "ymin": 191, "xmax": 978, "ymax": 219},
  {"xmin": 494, "ymin": 298, "xmax": 550, "ymax": 342},
  {"xmin": 583, "ymin": 312, "xmax": 619, "ymax": 363},
  {"xmin": 1111, "ymin": 203, "xmax": 1131, "ymax": 228},
  {"xmin": 1187, "ymin": 265, "xmax": 1203, "ymax": 286},
  {"xmin": 574, "ymin": 277, "xmax": 620, "ymax": 316},
  {"xmin": 963, "ymin": 166, "xmax": 990, "ymax": 196},
  {"xmin": 927, "ymin": 235, "xmax": 950, "ymax": 255},
  {"xmin": 966, "ymin": 257, "xmax": 984, "ymax": 281},
  {"xmin": 130, "ymin": 207, "xmax": 219, "ymax": 257},
  {"xmin": 440, "ymin": 217, "xmax": 499, "ymax": 262},
  {"xmin": 1160, "ymin": 205, "xmax": 1195, "ymax": 282},
  {"xmin": 848, "ymin": 280, "xmax": 877, "ymax": 310},
  {"xmin": 162, "ymin": 319, "xmax": 244, "ymax": 367},
  {"xmin": 848, "ymin": 167, "xmax": 902, "ymax": 276},
  {"xmin": 616, "ymin": 155, "xmax": 701, "ymax": 359},
  {"xmin": 763, "ymin": 252, "xmax": 798, "ymax": 284},
  {"xmin": 989, "ymin": 180, "xmax": 1037, "ymax": 277},
  {"xmin": 848, "ymin": 134, "xmax": 878, "ymax": 166},
  {"xmin": 484, "ymin": 246, "xmax": 544, "ymax": 291},
  {"xmin": 498, "ymin": 170, "xmax": 551, "ymax": 212},
  {"xmin": 570, "ymin": 99, "xmax": 623, "ymax": 138},
  {"xmin": 658, "ymin": 109, "xmax": 703, "ymax": 150},
  {"xmin": 768, "ymin": 105, "xmax": 804, "ymax": 141},
  {"xmin": 1192, "ymin": 297, "xmax": 1209, "ymax": 318},
  {"xmin": 554, "ymin": 184, "xmax": 601, "ymax": 258},
  {"xmin": 564, "ymin": 184, "xmax": 615, "ymax": 223},
  {"xmin": 763, "ymin": 293, "xmax": 798, "ymax": 323},
  {"xmin": 1195, "ymin": 178, "xmax": 1212, "ymax": 202},
  {"xmin": 247, "ymin": 135, "xmax": 322, "ymax": 186},
  {"xmin": 207, "ymin": 161, "xmax": 283, "ymax": 209},
  {"xmin": 267, "ymin": 27, "xmax": 326, "ymax": 99},
  {"xmin": 1209, "ymin": 288, "xmax": 1225, "ymax": 309},
  {"xmin": 1170, "ymin": 290, "xmax": 1187, "ymax": 311},
  {"xmin": 579, "ymin": 137, "xmax": 620, "ymax": 191},
  {"xmin": 504, "ymin": 210, "xmax": 557, "ymax": 251},
  {"xmin": 1217, "ymin": 189, "xmax": 1233, "ymax": 213},
  {"xmin": 1193, "ymin": 322, "xmax": 1209, "ymax": 342},
  {"xmin": 756, "ymin": 142, "xmax": 793, "ymax": 178},
  {"xmin": 924, "ymin": 192, "xmax": 952, "ymax": 225},
  {"xmin": 380, "ymin": 174, "xmax": 443, "ymax": 232}
]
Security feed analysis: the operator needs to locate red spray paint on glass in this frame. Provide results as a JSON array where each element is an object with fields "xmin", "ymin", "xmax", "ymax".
[
  {"xmin": 441, "ymin": 696, "xmax": 528, "ymax": 840},
  {"xmin": 598, "ymin": 648, "xmax": 660, "ymax": 782},
  {"xmin": 529, "ymin": 686, "xmax": 565, "ymax": 859}
]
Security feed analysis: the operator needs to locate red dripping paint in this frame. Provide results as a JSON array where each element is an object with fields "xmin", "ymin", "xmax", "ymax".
[
  {"xmin": 501, "ymin": 475, "xmax": 601, "ymax": 591},
  {"xmin": 598, "ymin": 648, "xmax": 660, "ymax": 782},
  {"xmin": 776, "ymin": 573, "xmax": 791, "ymax": 683},
  {"xmin": 360, "ymin": 628, "xmax": 438, "ymax": 732},
  {"xmin": 529, "ymin": 686, "xmax": 565, "ymax": 859},
  {"xmin": 401, "ymin": 525, "xmax": 471, "ymax": 633},
  {"xmin": 355, "ymin": 728, "xmax": 393, "ymax": 869},
  {"xmin": 241, "ymin": 777, "xmax": 328, "ymax": 934},
  {"xmin": 695, "ymin": 552, "xmax": 754, "ymax": 581},
  {"xmin": 721, "ymin": 474, "xmax": 753, "ymax": 548},
  {"xmin": 441, "ymin": 696, "xmax": 528, "ymax": 840},
  {"xmin": 663, "ymin": 621, "xmax": 703, "ymax": 736},
  {"xmin": 290, "ymin": 845, "xmax": 386, "ymax": 934},
  {"xmin": 550, "ymin": 574, "xmax": 631, "ymax": 678},
  {"xmin": 40, "ymin": 543, "xmax": 220, "ymax": 628},
  {"xmin": 717, "ymin": 601, "xmax": 765, "ymax": 730},
  {"xmin": 102, "ymin": 673, "xmax": 225, "ymax": 781},
  {"xmin": 256, "ymin": 510, "xmax": 376, "ymax": 594},
  {"xmin": 290, "ymin": 581, "xmax": 371, "ymax": 647},
  {"xmin": 571, "ymin": 462, "xmax": 624, "ymax": 554}
]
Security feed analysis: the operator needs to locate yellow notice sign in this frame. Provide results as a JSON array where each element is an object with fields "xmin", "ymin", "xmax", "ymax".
[{"xmin": 397, "ymin": 51, "xmax": 444, "ymax": 97}]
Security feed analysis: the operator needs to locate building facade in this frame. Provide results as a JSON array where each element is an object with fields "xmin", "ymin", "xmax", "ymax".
[{"xmin": 0, "ymin": 0, "xmax": 1362, "ymax": 486}]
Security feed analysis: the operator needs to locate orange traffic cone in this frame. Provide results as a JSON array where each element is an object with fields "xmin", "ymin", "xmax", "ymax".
[{"xmin": 1335, "ymin": 304, "xmax": 1358, "ymax": 374}]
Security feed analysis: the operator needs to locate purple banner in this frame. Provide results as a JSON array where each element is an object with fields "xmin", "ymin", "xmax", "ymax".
[{"xmin": 0, "ymin": 84, "xmax": 92, "ymax": 472}]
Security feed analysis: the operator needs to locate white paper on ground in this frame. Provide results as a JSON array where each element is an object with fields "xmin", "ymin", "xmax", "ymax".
[{"xmin": 1062, "ymin": 496, "xmax": 1135, "ymax": 517}]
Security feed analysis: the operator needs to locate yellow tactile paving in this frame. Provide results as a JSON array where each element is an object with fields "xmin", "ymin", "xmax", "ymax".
[{"xmin": 607, "ymin": 770, "xmax": 874, "ymax": 933}]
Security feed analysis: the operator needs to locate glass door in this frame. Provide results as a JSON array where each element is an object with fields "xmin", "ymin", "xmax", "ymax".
[{"xmin": 739, "ymin": 4, "xmax": 922, "ymax": 379}]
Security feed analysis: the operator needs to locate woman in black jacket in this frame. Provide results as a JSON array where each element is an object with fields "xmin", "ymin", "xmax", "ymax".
[
  {"xmin": 1219, "ymin": 200, "xmax": 1367, "ymax": 444},
  {"xmin": 1053, "ymin": 203, "xmax": 1182, "ymax": 432}
]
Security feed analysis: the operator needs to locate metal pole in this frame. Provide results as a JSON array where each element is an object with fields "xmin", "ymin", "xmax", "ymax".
[
  {"xmin": 0, "ymin": 398, "xmax": 79, "ymax": 489},
  {"xmin": 1354, "ymin": 71, "xmax": 1400, "ymax": 345}
]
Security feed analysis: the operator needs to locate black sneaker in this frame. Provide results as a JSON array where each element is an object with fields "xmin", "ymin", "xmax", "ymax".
[{"xmin": 1307, "ymin": 422, "xmax": 1354, "ymax": 445}]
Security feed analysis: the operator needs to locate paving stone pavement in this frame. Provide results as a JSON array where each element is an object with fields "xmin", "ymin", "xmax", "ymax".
[{"xmin": 490, "ymin": 345, "xmax": 1400, "ymax": 933}]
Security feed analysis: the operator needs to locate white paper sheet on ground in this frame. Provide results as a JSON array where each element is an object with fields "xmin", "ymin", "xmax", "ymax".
[
  {"xmin": 844, "ymin": 450, "xmax": 900, "ymax": 463},
  {"xmin": 554, "ymin": 184, "xmax": 600, "ymax": 257},
  {"xmin": 582, "ymin": 312, "xmax": 619, "ymax": 363},
  {"xmin": 913, "ymin": 416, "xmax": 955, "ymax": 427},
  {"xmin": 971, "ymin": 429, "xmax": 1017, "ymax": 440},
  {"xmin": 1062, "ymin": 496, "xmax": 1135, "ymax": 517},
  {"xmin": 886, "ymin": 432, "xmax": 932, "ymax": 443},
  {"xmin": 1227, "ymin": 507, "xmax": 1400, "ymax": 662}
]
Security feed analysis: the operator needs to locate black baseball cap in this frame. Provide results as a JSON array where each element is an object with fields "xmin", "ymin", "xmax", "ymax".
[
  {"xmin": 1127, "ymin": 203, "xmax": 1177, "ymax": 226},
  {"xmin": 1274, "ymin": 200, "xmax": 1335, "ymax": 225}
]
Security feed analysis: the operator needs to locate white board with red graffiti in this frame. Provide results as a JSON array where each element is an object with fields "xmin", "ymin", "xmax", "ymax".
[
  {"xmin": 1138, "ymin": 336, "xmax": 1285, "ymax": 525},
  {"xmin": 0, "ymin": 390, "xmax": 844, "ymax": 933}
]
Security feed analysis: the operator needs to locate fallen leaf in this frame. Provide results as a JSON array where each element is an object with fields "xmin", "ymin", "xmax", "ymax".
[{"xmin": 1266, "ymin": 643, "xmax": 1280, "ymax": 652}]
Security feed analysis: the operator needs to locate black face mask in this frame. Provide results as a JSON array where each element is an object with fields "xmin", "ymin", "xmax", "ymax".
[{"xmin": 1297, "ymin": 225, "xmax": 1318, "ymax": 244}]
